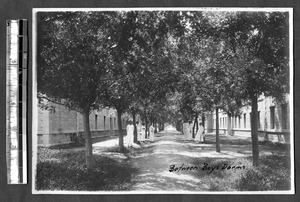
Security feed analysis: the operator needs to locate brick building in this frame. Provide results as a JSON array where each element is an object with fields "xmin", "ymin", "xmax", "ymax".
[
  {"xmin": 205, "ymin": 95, "xmax": 291, "ymax": 143},
  {"xmin": 38, "ymin": 101, "xmax": 131, "ymax": 146}
]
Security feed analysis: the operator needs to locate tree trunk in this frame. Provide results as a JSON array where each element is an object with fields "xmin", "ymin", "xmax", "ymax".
[
  {"xmin": 117, "ymin": 109, "xmax": 124, "ymax": 150},
  {"xmin": 216, "ymin": 107, "xmax": 220, "ymax": 152},
  {"xmin": 227, "ymin": 112, "xmax": 232, "ymax": 136},
  {"xmin": 192, "ymin": 114, "xmax": 198, "ymax": 138},
  {"xmin": 82, "ymin": 109, "xmax": 94, "ymax": 169},
  {"xmin": 176, "ymin": 120, "xmax": 181, "ymax": 132},
  {"xmin": 202, "ymin": 115, "xmax": 205, "ymax": 129},
  {"xmin": 154, "ymin": 120, "xmax": 158, "ymax": 133},
  {"xmin": 251, "ymin": 94, "xmax": 259, "ymax": 166},
  {"xmin": 132, "ymin": 111, "xmax": 138, "ymax": 143},
  {"xmin": 145, "ymin": 116, "xmax": 148, "ymax": 139},
  {"xmin": 192, "ymin": 120, "xmax": 195, "ymax": 138},
  {"xmin": 196, "ymin": 115, "xmax": 199, "ymax": 132}
]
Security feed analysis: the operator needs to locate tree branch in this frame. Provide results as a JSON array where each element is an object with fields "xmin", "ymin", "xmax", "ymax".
[{"xmin": 37, "ymin": 93, "xmax": 81, "ymax": 113}]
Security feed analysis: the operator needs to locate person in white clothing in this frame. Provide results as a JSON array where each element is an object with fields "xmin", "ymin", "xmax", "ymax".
[
  {"xmin": 149, "ymin": 124, "xmax": 155, "ymax": 142},
  {"xmin": 195, "ymin": 122, "xmax": 205, "ymax": 143},
  {"xmin": 126, "ymin": 121, "xmax": 134, "ymax": 147}
]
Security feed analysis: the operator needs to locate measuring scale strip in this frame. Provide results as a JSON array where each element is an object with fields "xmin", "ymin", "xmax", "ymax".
[{"xmin": 6, "ymin": 19, "xmax": 27, "ymax": 184}]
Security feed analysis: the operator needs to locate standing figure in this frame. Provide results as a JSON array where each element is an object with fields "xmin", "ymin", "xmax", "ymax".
[
  {"xmin": 149, "ymin": 124, "xmax": 155, "ymax": 142},
  {"xmin": 126, "ymin": 121, "xmax": 134, "ymax": 147},
  {"xmin": 141, "ymin": 123, "xmax": 146, "ymax": 143},
  {"xmin": 195, "ymin": 122, "xmax": 205, "ymax": 143}
]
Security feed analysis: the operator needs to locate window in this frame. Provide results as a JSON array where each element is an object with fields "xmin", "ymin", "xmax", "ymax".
[
  {"xmin": 281, "ymin": 104, "xmax": 288, "ymax": 129},
  {"xmin": 244, "ymin": 114, "xmax": 246, "ymax": 128},
  {"xmin": 114, "ymin": 118, "xmax": 117, "ymax": 129},
  {"xmin": 270, "ymin": 106, "xmax": 275, "ymax": 129},
  {"xmin": 95, "ymin": 114, "xmax": 98, "ymax": 130},
  {"xmin": 238, "ymin": 115, "xmax": 241, "ymax": 128},
  {"xmin": 103, "ymin": 116, "xmax": 106, "ymax": 129}
]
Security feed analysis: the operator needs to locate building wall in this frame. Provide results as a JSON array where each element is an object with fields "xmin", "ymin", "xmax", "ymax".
[
  {"xmin": 49, "ymin": 104, "xmax": 78, "ymax": 134},
  {"xmin": 38, "ymin": 101, "xmax": 129, "ymax": 146},
  {"xmin": 206, "ymin": 95, "xmax": 290, "ymax": 143}
]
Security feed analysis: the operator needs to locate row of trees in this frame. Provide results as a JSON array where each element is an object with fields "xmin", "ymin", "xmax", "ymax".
[
  {"xmin": 173, "ymin": 12, "xmax": 289, "ymax": 165},
  {"xmin": 38, "ymin": 11, "xmax": 185, "ymax": 168},
  {"xmin": 37, "ymin": 11, "xmax": 289, "ymax": 168}
]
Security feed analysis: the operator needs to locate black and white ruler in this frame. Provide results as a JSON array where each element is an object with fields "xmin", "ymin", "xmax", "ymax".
[{"xmin": 6, "ymin": 19, "xmax": 28, "ymax": 184}]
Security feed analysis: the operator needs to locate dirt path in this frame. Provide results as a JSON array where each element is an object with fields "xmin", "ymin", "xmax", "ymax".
[
  {"xmin": 93, "ymin": 130, "xmax": 274, "ymax": 191},
  {"xmin": 128, "ymin": 131, "xmax": 210, "ymax": 191}
]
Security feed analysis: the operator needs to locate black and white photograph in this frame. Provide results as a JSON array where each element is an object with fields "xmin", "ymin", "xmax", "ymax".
[{"xmin": 32, "ymin": 8, "xmax": 294, "ymax": 194}]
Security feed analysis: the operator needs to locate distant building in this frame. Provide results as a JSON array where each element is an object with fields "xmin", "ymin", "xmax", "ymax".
[
  {"xmin": 37, "ymin": 101, "xmax": 131, "ymax": 146},
  {"xmin": 205, "ymin": 95, "xmax": 291, "ymax": 144}
]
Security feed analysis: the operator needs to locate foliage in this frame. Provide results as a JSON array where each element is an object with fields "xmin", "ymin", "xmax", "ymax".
[
  {"xmin": 36, "ymin": 148, "xmax": 136, "ymax": 191},
  {"xmin": 100, "ymin": 11, "xmax": 187, "ymax": 141},
  {"xmin": 222, "ymin": 12, "xmax": 289, "ymax": 165},
  {"xmin": 192, "ymin": 153, "xmax": 290, "ymax": 191},
  {"xmin": 37, "ymin": 11, "xmax": 290, "ymax": 167},
  {"xmin": 37, "ymin": 12, "xmax": 118, "ymax": 112},
  {"xmin": 237, "ymin": 154, "xmax": 290, "ymax": 191},
  {"xmin": 219, "ymin": 11, "xmax": 289, "ymax": 100},
  {"xmin": 207, "ymin": 158, "xmax": 252, "ymax": 191},
  {"xmin": 166, "ymin": 12, "xmax": 244, "ymax": 125},
  {"xmin": 37, "ymin": 11, "xmax": 126, "ymax": 167}
]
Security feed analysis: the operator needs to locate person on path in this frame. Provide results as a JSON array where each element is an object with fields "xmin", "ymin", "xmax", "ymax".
[
  {"xmin": 141, "ymin": 123, "xmax": 146, "ymax": 143},
  {"xmin": 126, "ymin": 121, "xmax": 134, "ymax": 147},
  {"xmin": 195, "ymin": 122, "xmax": 205, "ymax": 143},
  {"xmin": 149, "ymin": 124, "xmax": 155, "ymax": 142}
]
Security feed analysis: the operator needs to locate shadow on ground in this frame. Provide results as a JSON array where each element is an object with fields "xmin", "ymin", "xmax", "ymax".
[{"xmin": 37, "ymin": 130, "xmax": 291, "ymax": 192}]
